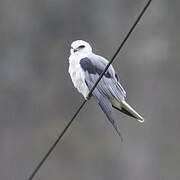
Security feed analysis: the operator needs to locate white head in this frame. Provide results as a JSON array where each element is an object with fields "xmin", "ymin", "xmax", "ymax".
[{"xmin": 70, "ymin": 40, "xmax": 92, "ymax": 55}]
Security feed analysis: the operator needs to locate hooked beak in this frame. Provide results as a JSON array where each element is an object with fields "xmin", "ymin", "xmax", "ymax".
[
  {"xmin": 73, "ymin": 47, "xmax": 82, "ymax": 53},
  {"xmin": 71, "ymin": 47, "xmax": 78, "ymax": 53},
  {"xmin": 74, "ymin": 48, "xmax": 78, "ymax": 53}
]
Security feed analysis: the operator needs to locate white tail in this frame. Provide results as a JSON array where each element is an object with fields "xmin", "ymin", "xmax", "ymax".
[{"xmin": 111, "ymin": 98, "xmax": 144, "ymax": 123}]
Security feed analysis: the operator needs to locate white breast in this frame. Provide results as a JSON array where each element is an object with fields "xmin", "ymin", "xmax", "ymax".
[{"xmin": 68, "ymin": 54, "xmax": 89, "ymax": 99}]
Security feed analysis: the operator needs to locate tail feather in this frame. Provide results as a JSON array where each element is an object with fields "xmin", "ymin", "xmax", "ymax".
[
  {"xmin": 113, "ymin": 105, "xmax": 136, "ymax": 119},
  {"xmin": 98, "ymin": 96, "xmax": 123, "ymax": 141},
  {"xmin": 111, "ymin": 98, "xmax": 144, "ymax": 123}
]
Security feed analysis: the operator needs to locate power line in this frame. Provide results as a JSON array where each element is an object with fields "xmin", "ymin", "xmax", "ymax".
[
  {"xmin": 27, "ymin": 100, "xmax": 87, "ymax": 180},
  {"xmin": 27, "ymin": 0, "xmax": 152, "ymax": 179}
]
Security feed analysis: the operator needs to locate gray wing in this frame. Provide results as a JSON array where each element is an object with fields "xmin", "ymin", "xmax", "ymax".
[
  {"xmin": 80, "ymin": 55, "xmax": 124, "ymax": 139},
  {"xmin": 80, "ymin": 54, "xmax": 126, "ymax": 101}
]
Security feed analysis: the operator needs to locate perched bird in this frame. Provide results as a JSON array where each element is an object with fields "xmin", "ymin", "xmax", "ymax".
[{"xmin": 68, "ymin": 40, "xmax": 144, "ymax": 140}]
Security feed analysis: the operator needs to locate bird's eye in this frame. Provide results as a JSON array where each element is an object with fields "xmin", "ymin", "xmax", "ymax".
[{"xmin": 78, "ymin": 45, "xmax": 85, "ymax": 49}]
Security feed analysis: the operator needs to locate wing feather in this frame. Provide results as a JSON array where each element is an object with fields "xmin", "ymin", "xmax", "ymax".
[
  {"xmin": 80, "ymin": 55, "xmax": 126, "ymax": 101},
  {"xmin": 80, "ymin": 55, "xmax": 125, "ymax": 139}
]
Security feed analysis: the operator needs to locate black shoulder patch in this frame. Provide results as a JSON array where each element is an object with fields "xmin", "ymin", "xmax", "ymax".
[{"xmin": 80, "ymin": 57, "xmax": 111, "ymax": 78}]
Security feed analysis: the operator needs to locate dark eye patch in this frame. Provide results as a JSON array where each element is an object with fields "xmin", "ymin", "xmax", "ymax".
[{"xmin": 78, "ymin": 45, "xmax": 85, "ymax": 49}]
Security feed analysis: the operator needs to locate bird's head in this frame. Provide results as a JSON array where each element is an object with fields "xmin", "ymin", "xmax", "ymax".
[{"xmin": 70, "ymin": 40, "xmax": 92, "ymax": 55}]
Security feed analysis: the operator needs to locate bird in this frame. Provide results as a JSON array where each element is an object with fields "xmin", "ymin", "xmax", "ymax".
[{"xmin": 68, "ymin": 40, "xmax": 144, "ymax": 140}]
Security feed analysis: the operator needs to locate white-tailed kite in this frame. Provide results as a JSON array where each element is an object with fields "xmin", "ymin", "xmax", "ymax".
[{"xmin": 68, "ymin": 40, "xmax": 144, "ymax": 139}]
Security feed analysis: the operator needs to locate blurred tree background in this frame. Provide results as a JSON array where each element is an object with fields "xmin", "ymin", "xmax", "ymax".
[{"xmin": 0, "ymin": 0, "xmax": 180, "ymax": 179}]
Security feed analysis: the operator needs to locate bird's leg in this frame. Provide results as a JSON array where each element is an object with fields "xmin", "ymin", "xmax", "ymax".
[{"xmin": 86, "ymin": 93, "xmax": 92, "ymax": 100}]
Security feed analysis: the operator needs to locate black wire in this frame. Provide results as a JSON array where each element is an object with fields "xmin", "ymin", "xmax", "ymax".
[
  {"xmin": 28, "ymin": 100, "xmax": 87, "ymax": 180},
  {"xmin": 27, "ymin": 1, "xmax": 152, "ymax": 179},
  {"xmin": 87, "ymin": 0, "xmax": 152, "ymax": 98}
]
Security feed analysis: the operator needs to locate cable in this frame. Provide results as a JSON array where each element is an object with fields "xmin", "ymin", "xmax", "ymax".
[
  {"xmin": 28, "ymin": 100, "xmax": 87, "ymax": 180},
  {"xmin": 87, "ymin": 0, "xmax": 152, "ymax": 98},
  {"xmin": 27, "ymin": 1, "xmax": 152, "ymax": 179}
]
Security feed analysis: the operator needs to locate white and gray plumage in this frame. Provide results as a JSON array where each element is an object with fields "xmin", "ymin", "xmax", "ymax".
[{"xmin": 68, "ymin": 40, "xmax": 144, "ymax": 140}]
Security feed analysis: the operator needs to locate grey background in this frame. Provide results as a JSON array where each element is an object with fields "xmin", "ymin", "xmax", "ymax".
[{"xmin": 0, "ymin": 0, "xmax": 180, "ymax": 180}]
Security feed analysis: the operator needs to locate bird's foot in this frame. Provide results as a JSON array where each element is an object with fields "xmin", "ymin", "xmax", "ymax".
[{"xmin": 85, "ymin": 94, "xmax": 92, "ymax": 100}]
